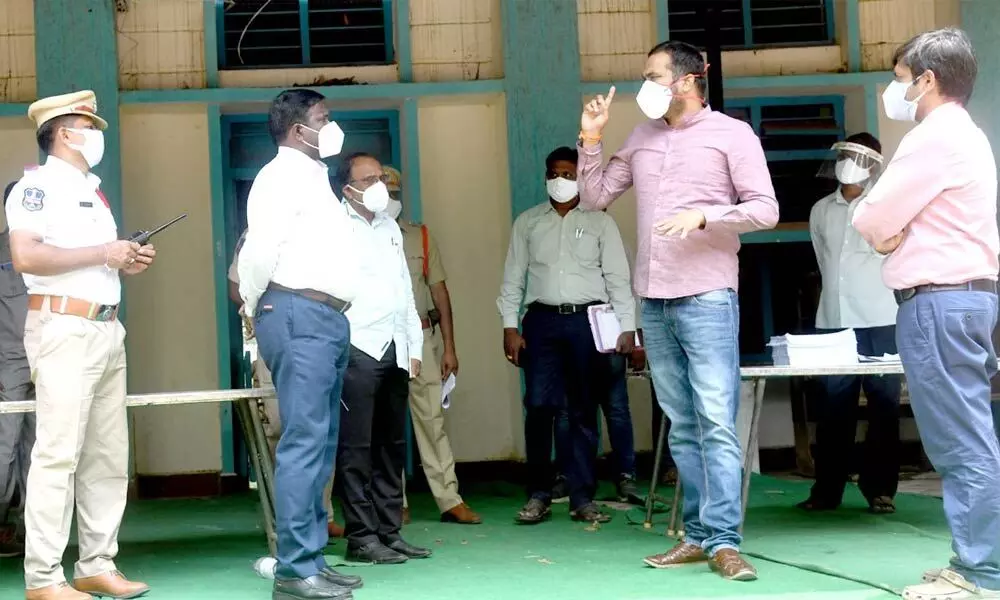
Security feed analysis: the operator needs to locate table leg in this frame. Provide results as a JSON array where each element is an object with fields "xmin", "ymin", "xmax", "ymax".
[
  {"xmin": 644, "ymin": 412, "xmax": 668, "ymax": 529},
  {"xmin": 235, "ymin": 398, "xmax": 278, "ymax": 556},
  {"xmin": 738, "ymin": 377, "xmax": 766, "ymax": 534}
]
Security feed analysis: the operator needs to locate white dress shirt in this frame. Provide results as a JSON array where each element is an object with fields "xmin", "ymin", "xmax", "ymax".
[
  {"xmin": 344, "ymin": 201, "xmax": 422, "ymax": 372},
  {"xmin": 810, "ymin": 188, "xmax": 897, "ymax": 329},
  {"xmin": 237, "ymin": 147, "xmax": 360, "ymax": 316},
  {"xmin": 5, "ymin": 157, "xmax": 121, "ymax": 305}
]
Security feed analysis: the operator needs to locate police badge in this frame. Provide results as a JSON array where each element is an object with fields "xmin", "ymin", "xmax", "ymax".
[{"xmin": 22, "ymin": 188, "xmax": 44, "ymax": 212}]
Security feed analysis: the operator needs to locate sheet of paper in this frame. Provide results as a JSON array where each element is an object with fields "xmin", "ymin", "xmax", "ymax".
[{"xmin": 441, "ymin": 373, "xmax": 456, "ymax": 409}]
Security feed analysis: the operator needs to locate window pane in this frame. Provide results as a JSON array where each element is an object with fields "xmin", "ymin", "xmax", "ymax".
[
  {"xmin": 667, "ymin": 0, "xmax": 746, "ymax": 49},
  {"xmin": 750, "ymin": 0, "xmax": 831, "ymax": 46},
  {"xmin": 223, "ymin": 0, "xmax": 303, "ymax": 68},
  {"xmin": 309, "ymin": 0, "xmax": 389, "ymax": 66}
]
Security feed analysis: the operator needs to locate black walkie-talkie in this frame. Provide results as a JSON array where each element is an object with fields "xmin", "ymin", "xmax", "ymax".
[{"xmin": 128, "ymin": 213, "xmax": 188, "ymax": 245}]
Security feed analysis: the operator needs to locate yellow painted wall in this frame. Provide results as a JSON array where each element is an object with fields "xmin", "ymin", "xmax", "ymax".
[
  {"xmin": 119, "ymin": 105, "xmax": 221, "ymax": 475},
  {"xmin": 0, "ymin": 118, "xmax": 37, "ymax": 189},
  {"xmin": 410, "ymin": 0, "xmax": 503, "ymax": 82},
  {"xmin": 860, "ymin": 0, "xmax": 961, "ymax": 71},
  {"xmin": 117, "ymin": 0, "xmax": 205, "ymax": 90},
  {"xmin": 416, "ymin": 95, "xmax": 521, "ymax": 461},
  {"xmin": 0, "ymin": 0, "xmax": 36, "ymax": 102}
]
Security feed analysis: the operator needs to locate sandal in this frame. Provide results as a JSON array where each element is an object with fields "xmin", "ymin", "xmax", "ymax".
[
  {"xmin": 661, "ymin": 467, "xmax": 678, "ymax": 486},
  {"xmin": 571, "ymin": 502, "xmax": 612, "ymax": 523},
  {"xmin": 516, "ymin": 498, "xmax": 551, "ymax": 524},
  {"xmin": 868, "ymin": 496, "xmax": 896, "ymax": 514}
]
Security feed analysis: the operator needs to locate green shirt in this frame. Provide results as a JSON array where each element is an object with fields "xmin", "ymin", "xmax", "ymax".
[{"xmin": 497, "ymin": 202, "xmax": 636, "ymax": 331}]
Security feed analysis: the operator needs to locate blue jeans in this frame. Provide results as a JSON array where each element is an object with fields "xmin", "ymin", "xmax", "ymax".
[
  {"xmin": 555, "ymin": 353, "xmax": 636, "ymax": 479},
  {"xmin": 521, "ymin": 308, "xmax": 612, "ymax": 510},
  {"xmin": 897, "ymin": 290, "xmax": 1000, "ymax": 590},
  {"xmin": 254, "ymin": 289, "xmax": 351, "ymax": 580},
  {"xmin": 641, "ymin": 289, "xmax": 743, "ymax": 554}
]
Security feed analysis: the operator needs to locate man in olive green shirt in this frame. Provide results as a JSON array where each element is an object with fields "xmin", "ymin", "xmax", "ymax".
[
  {"xmin": 384, "ymin": 167, "xmax": 482, "ymax": 526},
  {"xmin": 498, "ymin": 146, "xmax": 636, "ymax": 525}
]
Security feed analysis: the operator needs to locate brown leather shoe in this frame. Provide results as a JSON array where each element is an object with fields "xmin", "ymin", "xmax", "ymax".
[
  {"xmin": 25, "ymin": 583, "xmax": 93, "ymax": 600},
  {"xmin": 72, "ymin": 571, "xmax": 149, "ymax": 599},
  {"xmin": 711, "ymin": 549, "xmax": 758, "ymax": 581},
  {"xmin": 441, "ymin": 503, "xmax": 482, "ymax": 524},
  {"xmin": 643, "ymin": 542, "xmax": 708, "ymax": 569},
  {"xmin": 402, "ymin": 507, "xmax": 411, "ymax": 525},
  {"xmin": 327, "ymin": 521, "xmax": 345, "ymax": 538}
]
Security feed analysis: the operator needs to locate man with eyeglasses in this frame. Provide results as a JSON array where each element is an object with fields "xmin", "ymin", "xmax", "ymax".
[
  {"xmin": 332, "ymin": 153, "xmax": 429, "ymax": 565},
  {"xmin": 498, "ymin": 146, "xmax": 636, "ymax": 526}
]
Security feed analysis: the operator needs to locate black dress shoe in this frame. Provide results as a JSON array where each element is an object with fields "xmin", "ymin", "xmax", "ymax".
[
  {"xmin": 273, "ymin": 575, "xmax": 353, "ymax": 600},
  {"xmin": 386, "ymin": 538, "xmax": 432, "ymax": 559},
  {"xmin": 345, "ymin": 541, "xmax": 408, "ymax": 565},
  {"xmin": 320, "ymin": 567, "xmax": 363, "ymax": 590}
]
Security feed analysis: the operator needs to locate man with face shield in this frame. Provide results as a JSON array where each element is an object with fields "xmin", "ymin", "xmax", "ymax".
[
  {"xmin": 238, "ymin": 89, "xmax": 362, "ymax": 599},
  {"xmin": 577, "ymin": 41, "xmax": 777, "ymax": 580},
  {"xmin": 852, "ymin": 28, "xmax": 1000, "ymax": 600},
  {"xmin": 332, "ymin": 153, "xmax": 429, "ymax": 565},
  {"xmin": 803, "ymin": 133, "xmax": 903, "ymax": 515},
  {"xmin": 7, "ymin": 91, "xmax": 157, "ymax": 600},
  {"xmin": 498, "ymin": 146, "xmax": 636, "ymax": 526}
]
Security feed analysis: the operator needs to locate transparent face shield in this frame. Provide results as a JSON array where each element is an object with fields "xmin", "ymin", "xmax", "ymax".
[{"xmin": 816, "ymin": 141, "xmax": 884, "ymax": 190}]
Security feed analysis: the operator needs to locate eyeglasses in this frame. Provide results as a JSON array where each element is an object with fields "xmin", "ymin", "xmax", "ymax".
[{"xmin": 350, "ymin": 173, "xmax": 391, "ymax": 188}]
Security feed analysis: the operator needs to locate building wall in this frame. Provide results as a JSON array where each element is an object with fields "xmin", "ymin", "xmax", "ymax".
[
  {"xmin": 0, "ymin": 0, "xmax": 36, "ymax": 102},
  {"xmin": 410, "ymin": 0, "xmax": 503, "ymax": 81},
  {"xmin": 119, "ymin": 105, "xmax": 220, "ymax": 475},
  {"xmin": 0, "ymin": 118, "xmax": 39, "ymax": 203},
  {"xmin": 117, "ymin": 0, "xmax": 205, "ymax": 91},
  {"xmin": 860, "ymin": 0, "xmax": 962, "ymax": 70}
]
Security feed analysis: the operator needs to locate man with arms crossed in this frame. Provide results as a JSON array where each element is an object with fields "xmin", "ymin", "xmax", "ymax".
[
  {"xmin": 577, "ymin": 41, "xmax": 778, "ymax": 580},
  {"xmin": 852, "ymin": 28, "xmax": 1000, "ymax": 600},
  {"xmin": 238, "ymin": 89, "xmax": 362, "ymax": 600}
]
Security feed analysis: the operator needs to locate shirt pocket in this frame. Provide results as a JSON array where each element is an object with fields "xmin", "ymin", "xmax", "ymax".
[{"xmin": 569, "ymin": 230, "xmax": 601, "ymax": 265}]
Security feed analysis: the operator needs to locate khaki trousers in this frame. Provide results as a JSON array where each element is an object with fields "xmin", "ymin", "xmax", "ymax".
[
  {"xmin": 254, "ymin": 357, "xmax": 336, "ymax": 522},
  {"xmin": 22, "ymin": 309, "xmax": 128, "ymax": 589},
  {"xmin": 407, "ymin": 328, "xmax": 463, "ymax": 513}
]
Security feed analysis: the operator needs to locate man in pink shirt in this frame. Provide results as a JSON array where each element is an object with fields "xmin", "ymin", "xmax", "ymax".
[
  {"xmin": 852, "ymin": 28, "xmax": 1000, "ymax": 600},
  {"xmin": 577, "ymin": 40, "xmax": 778, "ymax": 581}
]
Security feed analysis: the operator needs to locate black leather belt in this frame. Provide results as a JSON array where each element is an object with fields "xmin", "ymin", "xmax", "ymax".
[
  {"xmin": 528, "ymin": 301, "xmax": 601, "ymax": 315},
  {"xmin": 894, "ymin": 279, "xmax": 998, "ymax": 305},
  {"xmin": 268, "ymin": 283, "xmax": 351, "ymax": 313}
]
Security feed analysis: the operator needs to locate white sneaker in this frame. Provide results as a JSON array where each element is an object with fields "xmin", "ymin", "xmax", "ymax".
[{"xmin": 904, "ymin": 569, "xmax": 1000, "ymax": 600}]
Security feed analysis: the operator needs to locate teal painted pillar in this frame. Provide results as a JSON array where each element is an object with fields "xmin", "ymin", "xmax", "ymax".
[
  {"xmin": 963, "ymin": 0, "xmax": 1000, "ymax": 185},
  {"xmin": 34, "ymin": 0, "xmax": 122, "ymax": 224},
  {"xmin": 501, "ymin": 0, "xmax": 582, "ymax": 218}
]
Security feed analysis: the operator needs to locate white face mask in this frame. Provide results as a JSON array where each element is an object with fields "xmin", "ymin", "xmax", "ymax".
[
  {"xmin": 299, "ymin": 121, "xmax": 345, "ymax": 158},
  {"xmin": 835, "ymin": 158, "xmax": 871, "ymax": 185},
  {"xmin": 349, "ymin": 180, "xmax": 390, "ymax": 213},
  {"xmin": 546, "ymin": 177, "xmax": 579, "ymax": 204},
  {"xmin": 387, "ymin": 198, "xmax": 402, "ymax": 220},
  {"xmin": 636, "ymin": 80, "xmax": 673, "ymax": 119},
  {"xmin": 66, "ymin": 128, "xmax": 105, "ymax": 168},
  {"xmin": 881, "ymin": 78, "xmax": 928, "ymax": 122}
]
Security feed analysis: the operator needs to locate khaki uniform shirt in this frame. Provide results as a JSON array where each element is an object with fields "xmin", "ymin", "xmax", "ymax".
[{"xmin": 401, "ymin": 222, "xmax": 446, "ymax": 321}]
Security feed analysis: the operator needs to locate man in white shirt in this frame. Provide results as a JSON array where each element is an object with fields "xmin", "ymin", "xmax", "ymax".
[
  {"xmin": 802, "ymin": 132, "xmax": 902, "ymax": 515},
  {"xmin": 332, "ymin": 152, "xmax": 427, "ymax": 565},
  {"xmin": 237, "ymin": 89, "xmax": 362, "ymax": 600}
]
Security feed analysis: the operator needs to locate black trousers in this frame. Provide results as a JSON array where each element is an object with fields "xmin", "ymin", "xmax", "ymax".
[
  {"xmin": 811, "ymin": 326, "xmax": 902, "ymax": 504},
  {"xmin": 335, "ymin": 343, "xmax": 410, "ymax": 548},
  {"xmin": 521, "ymin": 308, "xmax": 612, "ymax": 510}
]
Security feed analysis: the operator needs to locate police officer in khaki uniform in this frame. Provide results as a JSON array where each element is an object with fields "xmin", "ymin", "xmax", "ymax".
[
  {"xmin": 385, "ymin": 167, "xmax": 481, "ymax": 525},
  {"xmin": 227, "ymin": 232, "xmax": 345, "ymax": 539},
  {"xmin": 8, "ymin": 91, "xmax": 154, "ymax": 600}
]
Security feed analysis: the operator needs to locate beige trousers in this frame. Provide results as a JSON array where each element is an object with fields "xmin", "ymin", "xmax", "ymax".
[
  {"xmin": 407, "ymin": 328, "xmax": 463, "ymax": 513},
  {"xmin": 22, "ymin": 309, "xmax": 128, "ymax": 589},
  {"xmin": 253, "ymin": 357, "xmax": 336, "ymax": 522}
]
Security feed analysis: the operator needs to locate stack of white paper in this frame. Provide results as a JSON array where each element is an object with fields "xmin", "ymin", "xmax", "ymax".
[
  {"xmin": 768, "ymin": 329, "xmax": 859, "ymax": 367},
  {"xmin": 587, "ymin": 304, "xmax": 640, "ymax": 353}
]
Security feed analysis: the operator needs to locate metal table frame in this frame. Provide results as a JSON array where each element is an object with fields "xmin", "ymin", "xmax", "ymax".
[
  {"xmin": 1, "ymin": 387, "xmax": 281, "ymax": 556},
  {"xmin": 640, "ymin": 363, "xmax": 907, "ymax": 536}
]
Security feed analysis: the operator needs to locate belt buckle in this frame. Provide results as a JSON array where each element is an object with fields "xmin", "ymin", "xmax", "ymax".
[
  {"xmin": 94, "ymin": 305, "xmax": 116, "ymax": 322},
  {"xmin": 557, "ymin": 304, "xmax": 574, "ymax": 315},
  {"xmin": 894, "ymin": 288, "xmax": 916, "ymax": 305}
]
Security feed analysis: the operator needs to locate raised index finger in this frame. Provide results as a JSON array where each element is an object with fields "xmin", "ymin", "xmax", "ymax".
[{"xmin": 605, "ymin": 86, "xmax": 616, "ymax": 106}]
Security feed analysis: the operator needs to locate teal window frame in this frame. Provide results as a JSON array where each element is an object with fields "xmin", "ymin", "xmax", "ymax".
[
  {"xmin": 216, "ymin": 0, "xmax": 394, "ymax": 70},
  {"xmin": 668, "ymin": 0, "xmax": 836, "ymax": 49}
]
